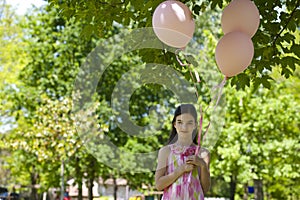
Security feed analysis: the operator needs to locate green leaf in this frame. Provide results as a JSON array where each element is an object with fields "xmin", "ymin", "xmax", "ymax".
[
  {"xmin": 291, "ymin": 44, "xmax": 300, "ymax": 58},
  {"xmin": 236, "ymin": 73, "xmax": 251, "ymax": 89},
  {"xmin": 261, "ymin": 76, "xmax": 271, "ymax": 89}
]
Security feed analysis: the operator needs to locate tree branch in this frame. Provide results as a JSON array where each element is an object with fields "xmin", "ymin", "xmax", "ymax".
[
  {"xmin": 98, "ymin": 0, "xmax": 126, "ymax": 7},
  {"xmin": 272, "ymin": 0, "xmax": 300, "ymax": 45}
]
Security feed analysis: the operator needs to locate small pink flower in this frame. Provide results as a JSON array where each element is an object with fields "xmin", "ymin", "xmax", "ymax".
[{"xmin": 181, "ymin": 146, "xmax": 197, "ymax": 157}]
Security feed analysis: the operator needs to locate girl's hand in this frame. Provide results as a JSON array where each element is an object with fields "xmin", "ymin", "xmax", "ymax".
[
  {"xmin": 186, "ymin": 155, "xmax": 207, "ymax": 168},
  {"xmin": 180, "ymin": 163, "xmax": 195, "ymax": 173}
]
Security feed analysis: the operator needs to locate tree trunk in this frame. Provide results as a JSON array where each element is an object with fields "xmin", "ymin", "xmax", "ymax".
[
  {"xmin": 243, "ymin": 183, "xmax": 249, "ymax": 200},
  {"xmin": 30, "ymin": 166, "xmax": 39, "ymax": 200},
  {"xmin": 230, "ymin": 175, "xmax": 237, "ymax": 200},
  {"xmin": 60, "ymin": 160, "xmax": 64, "ymax": 200},
  {"xmin": 76, "ymin": 157, "xmax": 83, "ymax": 200},
  {"xmin": 254, "ymin": 179, "xmax": 264, "ymax": 200},
  {"xmin": 113, "ymin": 177, "xmax": 118, "ymax": 200},
  {"xmin": 88, "ymin": 177, "xmax": 94, "ymax": 200},
  {"xmin": 78, "ymin": 180, "xmax": 83, "ymax": 200}
]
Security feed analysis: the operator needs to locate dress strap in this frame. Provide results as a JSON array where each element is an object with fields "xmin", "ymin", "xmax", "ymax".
[
  {"xmin": 168, "ymin": 143, "xmax": 187, "ymax": 155},
  {"xmin": 168, "ymin": 143, "xmax": 198, "ymax": 156}
]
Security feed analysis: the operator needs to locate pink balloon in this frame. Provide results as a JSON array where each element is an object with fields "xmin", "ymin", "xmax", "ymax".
[
  {"xmin": 215, "ymin": 31, "xmax": 254, "ymax": 77},
  {"xmin": 221, "ymin": 0, "xmax": 260, "ymax": 37},
  {"xmin": 152, "ymin": 0, "xmax": 195, "ymax": 48}
]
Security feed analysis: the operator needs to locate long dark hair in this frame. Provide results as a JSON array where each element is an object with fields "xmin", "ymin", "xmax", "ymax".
[{"xmin": 167, "ymin": 104, "xmax": 198, "ymax": 145}]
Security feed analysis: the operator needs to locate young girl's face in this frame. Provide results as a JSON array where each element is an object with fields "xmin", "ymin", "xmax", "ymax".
[{"xmin": 173, "ymin": 113, "xmax": 196, "ymax": 137}]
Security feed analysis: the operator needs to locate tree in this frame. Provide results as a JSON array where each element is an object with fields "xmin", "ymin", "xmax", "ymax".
[
  {"xmin": 210, "ymin": 80, "xmax": 300, "ymax": 199},
  {"xmin": 0, "ymin": 1, "xmax": 30, "ymax": 188},
  {"xmin": 0, "ymin": 2, "xmax": 28, "ymax": 130},
  {"xmin": 1, "ymin": 4, "xmax": 100, "ymax": 199},
  {"xmin": 47, "ymin": 0, "xmax": 300, "ymax": 89},
  {"xmin": 4, "ymin": 4, "xmax": 176, "ymax": 198}
]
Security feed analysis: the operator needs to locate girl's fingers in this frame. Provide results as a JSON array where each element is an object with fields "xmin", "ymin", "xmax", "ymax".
[
  {"xmin": 186, "ymin": 156, "xmax": 195, "ymax": 161},
  {"xmin": 186, "ymin": 156, "xmax": 204, "ymax": 166},
  {"xmin": 186, "ymin": 160, "xmax": 196, "ymax": 165},
  {"xmin": 186, "ymin": 156, "xmax": 197, "ymax": 162},
  {"xmin": 184, "ymin": 163, "xmax": 194, "ymax": 172}
]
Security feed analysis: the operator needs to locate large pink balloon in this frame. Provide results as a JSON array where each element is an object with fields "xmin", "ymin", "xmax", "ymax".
[
  {"xmin": 215, "ymin": 31, "xmax": 254, "ymax": 77},
  {"xmin": 221, "ymin": 0, "xmax": 260, "ymax": 37},
  {"xmin": 152, "ymin": 0, "xmax": 195, "ymax": 48}
]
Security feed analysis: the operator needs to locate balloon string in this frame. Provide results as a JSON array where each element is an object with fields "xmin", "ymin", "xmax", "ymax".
[
  {"xmin": 175, "ymin": 49, "xmax": 189, "ymax": 66},
  {"xmin": 175, "ymin": 49, "xmax": 227, "ymax": 184},
  {"xmin": 201, "ymin": 76, "xmax": 227, "ymax": 141},
  {"xmin": 175, "ymin": 49, "xmax": 202, "ymax": 152},
  {"xmin": 175, "ymin": 49, "xmax": 200, "ymax": 94},
  {"xmin": 175, "ymin": 49, "xmax": 227, "ymax": 153}
]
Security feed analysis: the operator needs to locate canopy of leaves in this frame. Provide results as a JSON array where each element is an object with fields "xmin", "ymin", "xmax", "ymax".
[
  {"xmin": 48, "ymin": 0, "xmax": 300, "ymax": 89},
  {"xmin": 209, "ymin": 76, "xmax": 300, "ymax": 198}
]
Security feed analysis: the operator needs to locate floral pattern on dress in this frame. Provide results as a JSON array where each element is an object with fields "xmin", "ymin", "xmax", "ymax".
[{"xmin": 162, "ymin": 144, "xmax": 204, "ymax": 200}]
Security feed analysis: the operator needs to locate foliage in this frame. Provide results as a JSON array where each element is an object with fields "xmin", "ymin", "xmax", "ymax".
[
  {"xmin": 0, "ymin": 3, "xmax": 28, "ymax": 129},
  {"xmin": 0, "ymin": 2, "xmax": 30, "ymax": 188},
  {"xmin": 47, "ymin": 0, "xmax": 300, "ymax": 89},
  {"xmin": 209, "ymin": 79, "xmax": 300, "ymax": 198},
  {"xmin": 1, "ymin": 4, "xmax": 100, "ymax": 198}
]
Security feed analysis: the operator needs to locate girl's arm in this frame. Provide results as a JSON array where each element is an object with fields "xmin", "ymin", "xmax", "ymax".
[
  {"xmin": 199, "ymin": 150, "xmax": 211, "ymax": 193},
  {"xmin": 186, "ymin": 149, "xmax": 211, "ymax": 193},
  {"xmin": 155, "ymin": 146, "xmax": 194, "ymax": 191}
]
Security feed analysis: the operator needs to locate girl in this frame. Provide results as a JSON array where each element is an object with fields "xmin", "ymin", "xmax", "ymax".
[{"xmin": 155, "ymin": 104, "xmax": 211, "ymax": 200}]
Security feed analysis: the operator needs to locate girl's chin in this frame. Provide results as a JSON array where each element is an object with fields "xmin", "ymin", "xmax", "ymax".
[{"xmin": 179, "ymin": 132, "xmax": 191, "ymax": 134}]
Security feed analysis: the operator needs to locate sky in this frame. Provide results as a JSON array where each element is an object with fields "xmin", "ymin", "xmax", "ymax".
[{"xmin": 6, "ymin": 0, "xmax": 47, "ymax": 15}]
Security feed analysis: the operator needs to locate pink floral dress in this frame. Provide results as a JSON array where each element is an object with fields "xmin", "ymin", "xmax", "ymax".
[{"xmin": 162, "ymin": 144, "xmax": 204, "ymax": 200}]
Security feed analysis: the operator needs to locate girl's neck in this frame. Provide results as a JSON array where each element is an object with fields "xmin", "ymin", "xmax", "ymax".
[{"xmin": 175, "ymin": 139, "xmax": 193, "ymax": 147}]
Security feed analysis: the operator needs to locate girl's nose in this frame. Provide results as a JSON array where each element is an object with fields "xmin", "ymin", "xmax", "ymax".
[{"xmin": 181, "ymin": 123, "xmax": 187, "ymax": 129}]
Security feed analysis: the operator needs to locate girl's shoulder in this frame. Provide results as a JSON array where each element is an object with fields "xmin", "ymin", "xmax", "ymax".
[
  {"xmin": 199, "ymin": 147, "xmax": 210, "ymax": 159},
  {"xmin": 159, "ymin": 145, "xmax": 171, "ymax": 151},
  {"xmin": 158, "ymin": 145, "xmax": 171, "ymax": 157},
  {"xmin": 199, "ymin": 146, "xmax": 210, "ymax": 152}
]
